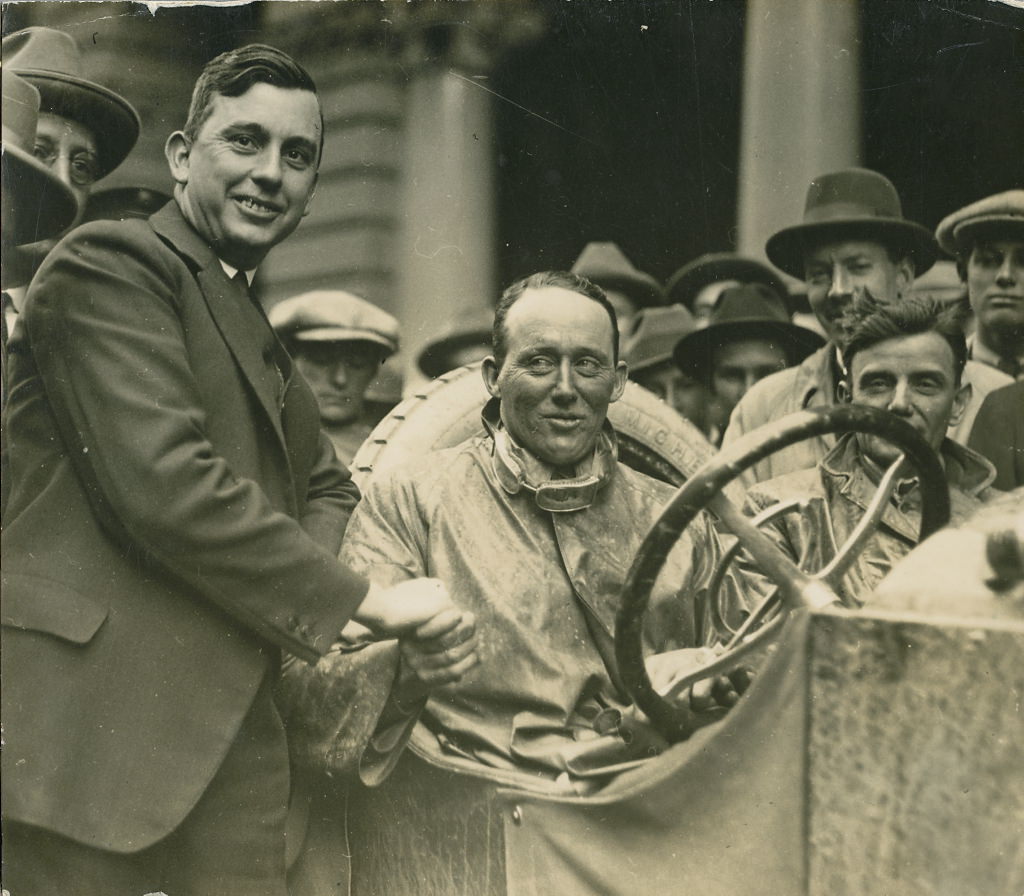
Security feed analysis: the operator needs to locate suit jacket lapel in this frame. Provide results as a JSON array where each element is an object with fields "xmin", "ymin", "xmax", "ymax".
[{"xmin": 149, "ymin": 202, "xmax": 289, "ymax": 450}]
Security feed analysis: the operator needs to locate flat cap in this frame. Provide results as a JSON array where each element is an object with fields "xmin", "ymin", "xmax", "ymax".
[
  {"xmin": 268, "ymin": 290, "xmax": 399, "ymax": 355},
  {"xmin": 935, "ymin": 190, "xmax": 1024, "ymax": 257}
]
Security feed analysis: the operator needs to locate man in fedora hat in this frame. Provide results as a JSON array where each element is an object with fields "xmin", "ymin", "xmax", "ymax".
[
  {"xmin": 625, "ymin": 304, "xmax": 714, "ymax": 437},
  {"xmin": 3, "ymin": 27, "xmax": 142, "ymax": 327},
  {"xmin": 270, "ymin": 289, "xmax": 401, "ymax": 464},
  {"xmin": 2, "ymin": 44, "xmax": 474, "ymax": 894},
  {"xmin": 722, "ymin": 167, "xmax": 1008, "ymax": 487},
  {"xmin": 674, "ymin": 283, "xmax": 824, "ymax": 446},
  {"xmin": 2, "ymin": 67, "xmax": 78, "ymax": 354},
  {"xmin": 936, "ymin": 189, "xmax": 1024, "ymax": 381},
  {"xmin": 2, "ymin": 67, "xmax": 79, "ymax": 513},
  {"xmin": 571, "ymin": 241, "xmax": 665, "ymax": 339},
  {"xmin": 4, "ymin": 27, "xmax": 140, "ymax": 231}
]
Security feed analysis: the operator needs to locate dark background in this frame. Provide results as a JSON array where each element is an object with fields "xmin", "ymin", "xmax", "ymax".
[
  {"xmin": 493, "ymin": 0, "xmax": 1023, "ymax": 282},
  {"xmin": 4, "ymin": 0, "xmax": 1022, "ymax": 286}
]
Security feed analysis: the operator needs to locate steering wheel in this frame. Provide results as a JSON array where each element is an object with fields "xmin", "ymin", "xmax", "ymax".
[{"xmin": 614, "ymin": 404, "xmax": 952, "ymax": 742}]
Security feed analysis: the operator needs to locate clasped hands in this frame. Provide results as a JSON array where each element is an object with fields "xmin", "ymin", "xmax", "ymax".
[{"xmin": 354, "ymin": 578, "xmax": 480, "ymax": 705}]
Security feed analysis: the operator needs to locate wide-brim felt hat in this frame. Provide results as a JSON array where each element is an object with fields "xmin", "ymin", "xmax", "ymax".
[
  {"xmin": 766, "ymin": 167, "xmax": 936, "ymax": 279},
  {"xmin": 935, "ymin": 190, "xmax": 1024, "ymax": 257},
  {"xmin": 665, "ymin": 252, "xmax": 790, "ymax": 309},
  {"xmin": 673, "ymin": 283, "xmax": 825, "ymax": 379},
  {"xmin": 571, "ymin": 241, "xmax": 665, "ymax": 309},
  {"xmin": 4, "ymin": 27, "xmax": 141, "ymax": 179},
  {"xmin": 2, "ymin": 67, "xmax": 79, "ymax": 245},
  {"xmin": 417, "ymin": 310, "xmax": 494, "ymax": 379},
  {"xmin": 624, "ymin": 305, "xmax": 698, "ymax": 373}
]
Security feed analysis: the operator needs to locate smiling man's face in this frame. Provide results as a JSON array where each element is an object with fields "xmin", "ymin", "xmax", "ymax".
[
  {"xmin": 483, "ymin": 287, "xmax": 627, "ymax": 468},
  {"xmin": 167, "ymin": 81, "xmax": 321, "ymax": 270}
]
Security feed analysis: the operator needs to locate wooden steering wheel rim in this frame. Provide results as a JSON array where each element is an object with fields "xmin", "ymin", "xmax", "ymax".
[{"xmin": 614, "ymin": 404, "xmax": 952, "ymax": 742}]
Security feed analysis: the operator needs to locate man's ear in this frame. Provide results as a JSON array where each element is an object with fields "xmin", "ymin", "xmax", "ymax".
[
  {"xmin": 165, "ymin": 131, "xmax": 191, "ymax": 186},
  {"xmin": 836, "ymin": 379, "xmax": 852, "ymax": 404},
  {"xmin": 948, "ymin": 380, "xmax": 972, "ymax": 428},
  {"xmin": 895, "ymin": 255, "xmax": 915, "ymax": 293},
  {"xmin": 609, "ymin": 360, "xmax": 628, "ymax": 403},
  {"xmin": 482, "ymin": 355, "xmax": 500, "ymax": 398}
]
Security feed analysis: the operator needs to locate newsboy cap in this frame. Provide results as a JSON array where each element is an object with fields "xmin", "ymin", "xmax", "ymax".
[
  {"xmin": 268, "ymin": 291, "xmax": 399, "ymax": 355},
  {"xmin": 766, "ymin": 168, "xmax": 936, "ymax": 279},
  {"xmin": 4, "ymin": 27, "xmax": 141, "ymax": 180},
  {"xmin": 935, "ymin": 190, "xmax": 1024, "ymax": 257},
  {"xmin": 571, "ymin": 242, "xmax": 665, "ymax": 309}
]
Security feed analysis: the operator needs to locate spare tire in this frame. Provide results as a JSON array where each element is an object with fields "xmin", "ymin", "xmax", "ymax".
[{"xmin": 350, "ymin": 363, "xmax": 715, "ymax": 489}]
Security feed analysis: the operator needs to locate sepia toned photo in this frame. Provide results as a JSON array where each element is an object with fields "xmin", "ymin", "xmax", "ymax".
[{"xmin": 1, "ymin": 1, "xmax": 1022, "ymax": 894}]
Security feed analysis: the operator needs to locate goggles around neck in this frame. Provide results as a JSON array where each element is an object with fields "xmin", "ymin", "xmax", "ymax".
[{"xmin": 482, "ymin": 399, "xmax": 618, "ymax": 512}]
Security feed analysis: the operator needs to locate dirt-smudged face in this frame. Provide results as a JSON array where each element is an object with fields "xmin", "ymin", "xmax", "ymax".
[{"xmin": 484, "ymin": 287, "xmax": 627, "ymax": 468}]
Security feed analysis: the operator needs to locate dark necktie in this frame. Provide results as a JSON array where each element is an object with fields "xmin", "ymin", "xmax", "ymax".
[{"xmin": 232, "ymin": 272, "xmax": 287, "ymax": 408}]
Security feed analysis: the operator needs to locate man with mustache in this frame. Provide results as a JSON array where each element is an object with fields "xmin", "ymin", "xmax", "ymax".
[
  {"xmin": 722, "ymin": 168, "xmax": 1009, "ymax": 488},
  {"xmin": 741, "ymin": 295, "xmax": 998, "ymax": 607}
]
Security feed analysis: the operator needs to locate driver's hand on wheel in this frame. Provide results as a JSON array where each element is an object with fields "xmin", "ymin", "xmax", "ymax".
[{"xmin": 647, "ymin": 647, "xmax": 754, "ymax": 711}]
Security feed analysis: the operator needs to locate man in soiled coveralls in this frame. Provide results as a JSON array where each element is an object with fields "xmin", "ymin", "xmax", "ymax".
[{"xmin": 337, "ymin": 271, "xmax": 756, "ymax": 785}]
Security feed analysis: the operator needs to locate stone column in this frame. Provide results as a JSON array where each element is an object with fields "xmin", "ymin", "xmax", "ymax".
[
  {"xmin": 396, "ymin": 27, "xmax": 497, "ymax": 387},
  {"xmin": 392, "ymin": 6, "xmax": 541, "ymax": 389},
  {"xmin": 736, "ymin": 0, "xmax": 863, "ymax": 263}
]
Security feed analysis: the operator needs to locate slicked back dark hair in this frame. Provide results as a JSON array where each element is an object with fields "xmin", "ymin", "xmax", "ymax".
[
  {"xmin": 183, "ymin": 44, "xmax": 324, "ymax": 163},
  {"xmin": 841, "ymin": 292, "xmax": 969, "ymax": 386},
  {"xmin": 491, "ymin": 271, "xmax": 619, "ymax": 369}
]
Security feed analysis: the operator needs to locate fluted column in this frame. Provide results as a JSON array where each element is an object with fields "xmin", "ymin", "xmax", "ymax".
[{"xmin": 737, "ymin": 0, "xmax": 862, "ymax": 264}]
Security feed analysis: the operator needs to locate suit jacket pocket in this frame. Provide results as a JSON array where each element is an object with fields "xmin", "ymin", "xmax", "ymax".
[{"xmin": 1, "ymin": 574, "xmax": 109, "ymax": 644}]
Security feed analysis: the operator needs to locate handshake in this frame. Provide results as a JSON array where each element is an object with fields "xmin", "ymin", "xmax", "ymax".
[{"xmin": 354, "ymin": 578, "xmax": 481, "ymax": 701}]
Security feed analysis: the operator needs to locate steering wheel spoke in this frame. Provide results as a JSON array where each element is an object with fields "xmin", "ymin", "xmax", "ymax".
[
  {"xmin": 814, "ymin": 453, "xmax": 905, "ymax": 591},
  {"xmin": 616, "ymin": 405, "xmax": 951, "ymax": 742}
]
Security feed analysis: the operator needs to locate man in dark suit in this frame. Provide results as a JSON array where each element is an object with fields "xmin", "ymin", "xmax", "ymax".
[
  {"xmin": 969, "ymin": 380, "xmax": 1024, "ymax": 490},
  {"xmin": 1, "ymin": 44, "xmax": 476, "ymax": 896}
]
